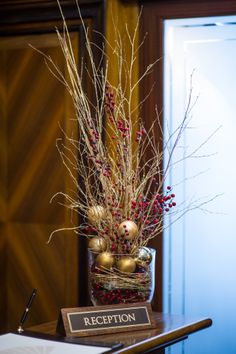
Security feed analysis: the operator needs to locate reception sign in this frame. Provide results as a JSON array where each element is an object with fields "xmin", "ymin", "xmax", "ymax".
[{"xmin": 57, "ymin": 303, "xmax": 156, "ymax": 337}]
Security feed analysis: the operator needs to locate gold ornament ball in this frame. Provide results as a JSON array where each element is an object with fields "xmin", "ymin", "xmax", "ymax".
[
  {"xmin": 136, "ymin": 247, "xmax": 152, "ymax": 267},
  {"xmin": 88, "ymin": 237, "xmax": 107, "ymax": 253},
  {"xmin": 96, "ymin": 252, "xmax": 115, "ymax": 269},
  {"xmin": 87, "ymin": 205, "xmax": 106, "ymax": 225},
  {"xmin": 117, "ymin": 220, "xmax": 139, "ymax": 240},
  {"xmin": 117, "ymin": 256, "xmax": 136, "ymax": 273}
]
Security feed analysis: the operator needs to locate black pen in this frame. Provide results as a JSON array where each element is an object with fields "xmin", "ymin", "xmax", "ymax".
[{"xmin": 17, "ymin": 289, "xmax": 37, "ymax": 333}]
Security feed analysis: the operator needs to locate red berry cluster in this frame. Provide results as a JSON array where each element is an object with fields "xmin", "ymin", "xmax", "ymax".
[
  {"xmin": 90, "ymin": 275, "xmax": 151, "ymax": 305},
  {"xmin": 117, "ymin": 120, "xmax": 130, "ymax": 139},
  {"xmin": 88, "ymin": 128, "xmax": 99, "ymax": 154},
  {"xmin": 91, "ymin": 287, "xmax": 151, "ymax": 305},
  {"xmin": 135, "ymin": 128, "xmax": 146, "ymax": 142},
  {"xmin": 104, "ymin": 84, "xmax": 145, "ymax": 147},
  {"xmin": 105, "ymin": 84, "xmax": 115, "ymax": 115},
  {"xmin": 131, "ymin": 186, "xmax": 176, "ymax": 219}
]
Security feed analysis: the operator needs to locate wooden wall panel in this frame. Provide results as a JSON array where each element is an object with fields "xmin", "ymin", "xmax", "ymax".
[
  {"xmin": 0, "ymin": 40, "xmax": 7, "ymax": 331},
  {"xmin": 6, "ymin": 42, "xmax": 65, "ymax": 223},
  {"xmin": 0, "ymin": 225, "xmax": 7, "ymax": 329},
  {"xmin": 0, "ymin": 0, "xmax": 105, "ymax": 333},
  {"xmin": 7, "ymin": 224, "xmax": 67, "ymax": 329},
  {"xmin": 0, "ymin": 33, "xmax": 79, "ymax": 332}
]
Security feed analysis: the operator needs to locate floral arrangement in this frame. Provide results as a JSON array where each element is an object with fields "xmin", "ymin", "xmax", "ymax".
[{"xmin": 35, "ymin": 1, "xmax": 201, "ymax": 305}]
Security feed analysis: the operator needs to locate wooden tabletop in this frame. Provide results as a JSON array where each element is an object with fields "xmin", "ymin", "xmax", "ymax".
[{"xmin": 28, "ymin": 312, "xmax": 212, "ymax": 353}]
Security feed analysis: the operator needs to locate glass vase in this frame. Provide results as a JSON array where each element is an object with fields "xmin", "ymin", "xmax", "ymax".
[{"xmin": 88, "ymin": 248, "xmax": 156, "ymax": 306}]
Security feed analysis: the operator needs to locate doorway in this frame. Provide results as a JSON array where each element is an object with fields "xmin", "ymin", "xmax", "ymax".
[{"xmin": 163, "ymin": 15, "xmax": 236, "ymax": 354}]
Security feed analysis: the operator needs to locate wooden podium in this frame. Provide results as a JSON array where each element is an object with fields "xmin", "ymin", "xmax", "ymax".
[{"xmin": 28, "ymin": 312, "xmax": 212, "ymax": 353}]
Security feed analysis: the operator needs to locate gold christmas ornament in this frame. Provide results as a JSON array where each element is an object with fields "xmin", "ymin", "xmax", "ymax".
[
  {"xmin": 117, "ymin": 220, "xmax": 139, "ymax": 240},
  {"xmin": 88, "ymin": 237, "xmax": 107, "ymax": 253},
  {"xmin": 136, "ymin": 247, "xmax": 152, "ymax": 267},
  {"xmin": 96, "ymin": 251, "xmax": 115, "ymax": 269},
  {"xmin": 117, "ymin": 256, "xmax": 136, "ymax": 273},
  {"xmin": 87, "ymin": 205, "xmax": 106, "ymax": 225}
]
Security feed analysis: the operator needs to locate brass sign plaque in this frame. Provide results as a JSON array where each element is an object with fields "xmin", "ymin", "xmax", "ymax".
[{"xmin": 57, "ymin": 302, "xmax": 156, "ymax": 337}]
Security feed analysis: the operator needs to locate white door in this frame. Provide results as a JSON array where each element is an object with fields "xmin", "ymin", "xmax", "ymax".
[{"xmin": 164, "ymin": 16, "xmax": 236, "ymax": 354}]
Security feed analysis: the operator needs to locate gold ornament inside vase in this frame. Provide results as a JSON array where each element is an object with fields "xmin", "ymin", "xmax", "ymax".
[
  {"xmin": 96, "ymin": 251, "xmax": 115, "ymax": 269},
  {"xmin": 117, "ymin": 220, "xmax": 139, "ymax": 240},
  {"xmin": 136, "ymin": 247, "xmax": 152, "ymax": 267},
  {"xmin": 88, "ymin": 236, "xmax": 107, "ymax": 253},
  {"xmin": 87, "ymin": 205, "xmax": 106, "ymax": 225},
  {"xmin": 117, "ymin": 256, "xmax": 136, "ymax": 273}
]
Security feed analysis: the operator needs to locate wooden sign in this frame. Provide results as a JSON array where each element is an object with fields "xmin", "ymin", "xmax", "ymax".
[{"xmin": 56, "ymin": 302, "xmax": 156, "ymax": 337}]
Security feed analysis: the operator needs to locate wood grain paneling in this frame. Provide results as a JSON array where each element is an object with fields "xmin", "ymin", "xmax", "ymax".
[
  {"xmin": 0, "ymin": 0, "xmax": 105, "ymax": 334},
  {"xmin": 0, "ymin": 32, "xmax": 79, "ymax": 332}
]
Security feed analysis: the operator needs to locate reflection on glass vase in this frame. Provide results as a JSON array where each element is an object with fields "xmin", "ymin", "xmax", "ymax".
[{"xmin": 88, "ymin": 248, "xmax": 156, "ymax": 306}]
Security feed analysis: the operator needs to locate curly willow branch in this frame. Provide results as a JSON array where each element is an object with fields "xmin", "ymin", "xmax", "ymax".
[{"xmin": 32, "ymin": 0, "xmax": 219, "ymax": 254}]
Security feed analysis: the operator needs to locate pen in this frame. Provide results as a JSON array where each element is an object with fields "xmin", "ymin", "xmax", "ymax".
[{"xmin": 17, "ymin": 289, "xmax": 37, "ymax": 333}]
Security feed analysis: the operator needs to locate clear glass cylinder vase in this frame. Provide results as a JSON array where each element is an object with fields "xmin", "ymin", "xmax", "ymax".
[{"xmin": 88, "ymin": 248, "xmax": 156, "ymax": 306}]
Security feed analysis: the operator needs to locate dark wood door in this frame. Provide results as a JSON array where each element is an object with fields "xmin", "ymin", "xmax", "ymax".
[{"xmin": 0, "ymin": 0, "xmax": 104, "ymax": 333}]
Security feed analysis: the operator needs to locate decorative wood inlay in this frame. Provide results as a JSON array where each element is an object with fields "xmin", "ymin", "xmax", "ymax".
[{"xmin": 0, "ymin": 32, "xmax": 79, "ymax": 332}]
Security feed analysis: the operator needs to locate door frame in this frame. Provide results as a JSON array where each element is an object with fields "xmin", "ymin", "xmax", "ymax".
[{"xmin": 138, "ymin": 0, "xmax": 236, "ymax": 311}]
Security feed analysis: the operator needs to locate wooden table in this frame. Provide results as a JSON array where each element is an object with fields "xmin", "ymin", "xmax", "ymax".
[{"xmin": 28, "ymin": 312, "xmax": 212, "ymax": 353}]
